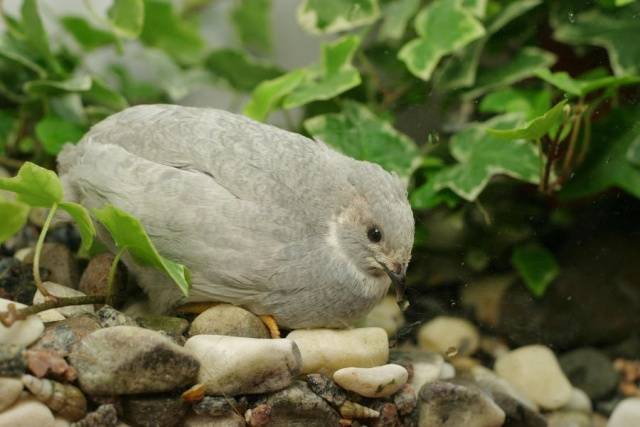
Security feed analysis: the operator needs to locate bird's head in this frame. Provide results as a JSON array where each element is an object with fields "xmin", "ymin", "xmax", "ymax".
[{"xmin": 329, "ymin": 164, "xmax": 415, "ymax": 307}]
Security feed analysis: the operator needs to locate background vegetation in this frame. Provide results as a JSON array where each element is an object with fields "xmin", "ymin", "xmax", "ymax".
[{"xmin": 0, "ymin": 0, "xmax": 639, "ymax": 305}]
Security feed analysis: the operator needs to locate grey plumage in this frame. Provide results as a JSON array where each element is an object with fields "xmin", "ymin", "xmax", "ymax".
[{"xmin": 58, "ymin": 104, "xmax": 414, "ymax": 328}]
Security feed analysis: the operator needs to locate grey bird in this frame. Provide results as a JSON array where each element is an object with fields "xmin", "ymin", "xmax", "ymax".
[{"xmin": 58, "ymin": 104, "xmax": 414, "ymax": 328}]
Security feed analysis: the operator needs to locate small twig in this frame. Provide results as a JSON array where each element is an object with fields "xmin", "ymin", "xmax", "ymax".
[
  {"xmin": 33, "ymin": 204, "xmax": 58, "ymax": 296},
  {"xmin": 106, "ymin": 247, "xmax": 126, "ymax": 306},
  {"xmin": 559, "ymin": 102, "xmax": 585, "ymax": 184},
  {"xmin": 536, "ymin": 138, "xmax": 544, "ymax": 192},
  {"xmin": 541, "ymin": 134, "xmax": 561, "ymax": 194},
  {"xmin": 0, "ymin": 296, "xmax": 106, "ymax": 327}
]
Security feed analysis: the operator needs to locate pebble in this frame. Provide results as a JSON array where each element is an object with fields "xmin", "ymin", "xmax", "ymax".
[
  {"xmin": 460, "ymin": 275, "xmax": 512, "ymax": 328},
  {"xmin": 562, "ymin": 387, "xmax": 592, "ymax": 413},
  {"xmin": 261, "ymin": 381, "xmax": 340, "ymax": 427},
  {"xmin": 0, "ymin": 398, "xmax": 55, "ymax": 427},
  {"xmin": 23, "ymin": 243, "xmax": 79, "ymax": 289},
  {"xmin": 608, "ymin": 398, "xmax": 640, "ymax": 427},
  {"xmin": 185, "ymin": 334, "xmax": 301, "ymax": 395},
  {"xmin": 393, "ymin": 384, "xmax": 417, "ymax": 416},
  {"xmin": 418, "ymin": 316, "xmax": 479, "ymax": 356},
  {"xmin": 357, "ymin": 296, "xmax": 405, "ymax": 336},
  {"xmin": 495, "ymin": 345, "xmax": 573, "ymax": 410},
  {"xmin": 418, "ymin": 380, "xmax": 505, "ymax": 427},
  {"xmin": 0, "ymin": 298, "xmax": 44, "ymax": 347},
  {"xmin": 184, "ymin": 414, "xmax": 246, "ymax": 427},
  {"xmin": 0, "ymin": 258, "xmax": 37, "ymax": 304},
  {"xmin": 0, "ymin": 377, "xmax": 22, "ymax": 411},
  {"xmin": 189, "ymin": 304, "xmax": 269, "ymax": 338},
  {"xmin": 122, "ymin": 395, "xmax": 187, "ymax": 427},
  {"xmin": 0, "ymin": 344, "xmax": 26, "ymax": 376},
  {"xmin": 333, "ymin": 364, "xmax": 408, "ymax": 398},
  {"xmin": 468, "ymin": 365, "xmax": 538, "ymax": 411},
  {"xmin": 78, "ymin": 253, "xmax": 125, "ymax": 301},
  {"xmin": 31, "ymin": 314, "xmax": 101, "ymax": 355},
  {"xmin": 287, "ymin": 327, "xmax": 388, "ymax": 374},
  {"xmin": 135, "ymin": 314, "xmax": 189, "ymax": 341},
  {"xmin": 559, "ymin": 347, "xmax": 619, "ymax": 400},
  {"xmin": 71, "ymin": 404, "xmax": 119, "ymax": 427},
  {"xmin": 305, "ymin": 374, "xmax": 346, "ymax": 407},
  {"xmin": 33, "ymin": 282, "xmax": 94, "ymax": 318},
  {"xmin": 439, "ymin": 362, "xmax": 456, "ymax": 380},
  {"xmin": 546, "ymin": 411, "xmax": 591, "ymax": 427},
  {"xmin": 391, "ymin": 350, "xmax": 444, "ymax": 391},
  {"xmin": 69, "ymin": 326, "xmax": 199, "ymax": 394},
  {"xmin": 193, "ymin": 396, "xmax": 247, "ymax": 417},
  {"xmin": 96, "ymin": 306, "xmax": 138, "ymax": 328}
]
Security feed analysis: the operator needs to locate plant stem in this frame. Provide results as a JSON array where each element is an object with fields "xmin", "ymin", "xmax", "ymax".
[
  {"xmin": 33, "ymin": 203, "xmax": 58, "ymax": 296},
  {"xmin": 106, "ymin": 247, "xmax": 126, "ymax": 306},
  {"xmin": 0, "ymin": 296, "xmax": 107, "ymax": 327},
  {"xmin": 536, "ymin": 138, "xmax": 544, "ymax": 192},
  {"xmin": 560, "ymin": 103, "xmax": 584, "ymax": 183},
  {"xmin": 0, "ymin": 156, "xmax": 23, "ymax": 169}
]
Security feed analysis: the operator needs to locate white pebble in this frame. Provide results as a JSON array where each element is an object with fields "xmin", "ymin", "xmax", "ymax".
[
  {"xmin": 0, "ymin": 298, "xmax": 44, "ymax": 347},
  {"xmin": 357, "ymin": 296, "xmax": 405, "ymax": 335},
  {"xmin": 495, "ymin": 345, "xmax": 573, "ymax": 410},
  {"xmin": 439, "ymin": 362, "xmax": 456, "ymax": 380},
  {"xmin": 562, "ymin": 387, "xmax": 591, "ymax": 413},
  {"xmin": 608, "ymin": 398, "xmax": 640, "ymax": 427},
  {"xmin": 287, "ymin": 328, "xmax": 388, "ymax": 374},
  {"xmin": 185, "ymin": 335, "xmax": 301, "ymax": 395},
  {"xmin": 0, "ymin": 398, "xmax": 54, "ymax": 427},
  {"xmin": 333, "ymin": 364, "xmax": 408, "ymax": 397},
  {"xmin": 33, "ymin": 282, "xmax": 93, "ymax": 318},
  {"xmin": 418, "ymin": 316, "xmax": 479, "ymax": 356},
  {"xmin": 410, "ymin": 352, "xmax": 444, "ymax": 390},
  {"xmin": 0, "ymin": 378, "xmax": 22, "ymax": 412}
]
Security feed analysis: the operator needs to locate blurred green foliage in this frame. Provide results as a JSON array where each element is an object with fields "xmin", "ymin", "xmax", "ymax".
[{"xmin": 0, "ymin": 0, "xmax": 639, "ymax": 296}]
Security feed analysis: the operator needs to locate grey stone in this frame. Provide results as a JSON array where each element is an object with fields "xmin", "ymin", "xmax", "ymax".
[
  {"xmin": 72, "ymin": 404, "xmax": 119, "ymax": 427},
  {"xmin": 96, "ymin": 306, "xmax": 138, "ymax": 328},
  {"xmin": 31, "ymin": 315, "xmax": 101, "ymax": 356},
  {"xmin": 193, "ymin": 396, "xmax": 247, "ymax": 417},
  {"xmin": 188, "ymin": 304, "xmax": 269, "ymax": 338},
  {"xmin": 559, "ymin": 347, "xmax": 618, "ymax": 400},
  {"xmin": 262, "ymin": 381, "xmax": 341, "ymax": 427},
  {"xmin": 134, "ymin": 315, "xmax": 189, "ymax": 340},
  {"xmin": 23, "ymin": 243, "xmax": 79, "ymax": 289},
  {"xmin": 418, "ymin": 380, "xmax": 505, "ymax": 427},
  {"xmin": 0, "ymin": 258, "xmax": 37, "ymax": 304},
  {"xmin": 545, "ymin": 411, "xmax": 590, "ymax": 427},
  {"xmin": 122, "ymin": 395, "xmax": 187, "ymax": 427},
  {"xmin": 0, "ymin": 344, "xmax": 26, "ymax": 377},
  {"xmin": 305, "ymin": 373, "xmax": 346, "ymax": 407},
  {"xmin": 69, "ymin": 326, "xmax": 199, "ymax": 394}
]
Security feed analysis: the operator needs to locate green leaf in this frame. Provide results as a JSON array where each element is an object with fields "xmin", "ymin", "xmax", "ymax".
[
  {"xmin": 561, "ymin": 108, "xmax": 640, "ymax": 199},
  {"xmin": 0, "ymin": 162, "xmax": 63, "ymax": 207},
  {"xmin": 140, "ymin": 0, "xmax": 206, "ymax": 65},
  {"xmin": 205, "ymin": 49, "xmax": 282, "ymax": 92},
  {"xmin": 24, "ymin": 75, "xmax": 93, "ymax": 96},
  {"xmin": 94, "ymin": 204, "xmax": 191, "ymax": 297},
  {"xmin": 511, "ymin": 243, "xmax": 559, "ymax": 297},
  {"xmin": 231, "ymin": 0, "xmax": 271, "ymax": 52},
  {"xmin": 0, "ymin": 198, "xmax": 29, "ymax": 243},
  {"xmin": 0, "ymin": 35, "xmax": 47, "ymax": 77},
  {"xmin": 488, "ymin": 100, "xmax": 568, "ymax": 141},
  {"xmin": 21, "ymin": 0, "xmax": 59, "ymax": 72},
  {"xmin": 243, "ymin": 69, "xmax": 306, "ymax": 121},
  {"xmin": 59, "ymin": 201, "xmax": 95, "ymax": 255},
  {"xmin": 398, "ymin": 0, "xmax": 485, "ymax": 81},
  {"xmin": 426, "ymin": 114, "xmax": 542, "ymax": 201},
  {"xmin": 534, "ymin": 68, "xmax": 640, "ymax": 97},
  {"xmin": 627, "ymin": 133, "xmax": 640, "ymax": 167},
  {"xmin": 304, "ymin": 101, "xmax": 422, "ymax": 179},
  {"xmin": 297, "ymin": 0, "xmax": 380, "ymax": 34},
  {"xmin": 479, "ymin": 88, "xmax": 552, "ymax": 120},
  {"xmin": 379, "ymin": 0, "xmax": 420, "ymax": 41},
  {"xmin": 462, "ymin": 0, "xmax": 487, "ymax": 17},
  {"xmin": 283, "ymin": 35, "xmax": 362, "ymax": 108},
  {"xmin": 61, "ymin": 16, "xmax": 117, "ymax": 51},
  {"xmin": 466, "ymin": 47, "xmax": 556, "ymax": 98},
  {"xmin": 553, "ymin": 3, "xmax": 640, "ymax": 76},
  {"xmin": 35, "ymin": 115, "xmax": 86, "ymax": 155},
  {"xmin": 108, "ymin": 0, "xmax": 145, "ymax": 38},
  {"xmin": 83, "ymin": 77, "xmax": 129, "ymax": 110}
]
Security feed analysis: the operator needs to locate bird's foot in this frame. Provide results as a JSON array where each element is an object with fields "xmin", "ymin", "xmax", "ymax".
[
  {"xmin": 175, "ymin": 302, "xmax": 220, "ymax": 314},
  {"xmin": 259, "ymin": 315, "xmax": 281, "ymax": 338}
]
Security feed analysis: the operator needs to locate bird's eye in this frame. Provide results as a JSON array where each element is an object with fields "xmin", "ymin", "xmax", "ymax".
[{"xmin": 367, "ymin": 226, "xmax": 382, "ymax": 243}]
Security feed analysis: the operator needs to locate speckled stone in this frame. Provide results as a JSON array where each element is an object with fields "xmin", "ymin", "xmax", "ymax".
[
  {"xmin": 122, "ymin": 395, "xmax": 187, "ymax": 427},
  {"xmin": 31, "ymin": 315, "xmax": 101, "ymax": 355},
  {"xmin": 0, "ymin": 344, "xmax": 26, "ymax": 376},
  {"xmin": 261, "ymin": 381, "xmax": 340, "ymax": 427}
]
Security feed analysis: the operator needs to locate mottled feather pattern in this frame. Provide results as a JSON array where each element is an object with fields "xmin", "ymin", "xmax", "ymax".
[{"xmin": 59, "ymin": 104, "xmax": 413, "ymax": 328}]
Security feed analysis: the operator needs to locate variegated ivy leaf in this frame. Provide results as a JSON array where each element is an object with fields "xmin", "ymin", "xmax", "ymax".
[
  {"xmin": 304, "ymin": 101, "xmax": 421, "ymax": 179},
  {"xmin": 461, "ymin": 0, "xmax": 487, "ymax": 18},
  {"xmin": 297, "ymin": 0, "xmax": 380, "ymax": 34},
  {"xmin": 379, "ymin": 0, "xmax": 420, "ymax": 41},
  {"xmin": 534, "ymin": 68, "xmax": 640, "ymax": 98},
  {"xmin": 512, "ymin": 243, "xmax": 559, "ymax": 297},
  {"xmin": 415, "ymin": 114, "xmax": 542, "ymax": 201},
  {"xmin": 231, "ymin": 0, "xmax": 272, "ymax": 53},
  {"xmin": 479, "ymin": 88, "xmax": 552, "ymax": 121},
  {"xmin": 398, "ymin": 0, "xmax": 485, "ymax": 81},
  {"xmin": 488, "ymin": 100, "xmax": 568, "ymax": 141}
]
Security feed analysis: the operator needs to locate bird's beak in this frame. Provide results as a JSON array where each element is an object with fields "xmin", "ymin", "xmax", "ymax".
[{"xmin": 380, "ymin": 262, "xmax": 409, "ymax": 311}]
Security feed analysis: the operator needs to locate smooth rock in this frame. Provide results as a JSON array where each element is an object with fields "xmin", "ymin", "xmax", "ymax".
[
  {"xmin": 189, "ymin": 304, "xmax": 269, "ymax": 338},
  {"xmin": 69, "ymin": 326, "xmax": 199, "ymax": 394},
  {"xmin": 461, "ymin": 275, "xmax": 512, "ymax": 328},
  {"xmin": 559, "ymin": 347, "xmax": 618, "ymax": 400},
  {"xmin": 468, "ymin": 365, "xmax": 538, "ymax": 411},
  {"xmin": 135, "ymin": 315, "xmax": 189, "ymax": 341},
  {"xmin": 54, "ymin": 417, "xmax": 71, "ymax": 427},
  {"xmin": 0, "ymin": 344, "xmax": 26, "ymax": 376},
  {"xmin": 357, "ymin": 296, "xmax": 405, "ymax": 336},
  {"xmin": 562, "ymin": 387, "xmax": 591, "ymax": 413},
  {"xmin": 0, "ymin": 298, "xmax": 44, "ymax": 347},
  {"xmin": 391, "ymin": 350, "xmax": 444, "ymax": 391},
  {"xmin": 418, "ymin": 316, "xmax": 479, "ymax": 356},
  {"xmin": 78, "ymin": 253, "xmax": 125, "ymax": 301},
  {"xmin": 33, "ymin": 282, "xmax": 94, "ymax": 318},
  {"xmin": 0, "ymin": 377, "xmax": 22, "ymax": 411},
  {"xmin": 287, "ymin": 327, "xmax": 388, "ymax": 374},
  {"xmin": 546, "ymin": 411, "xmax": 591, "ymax": 427},
  {"xmin": 262, "ymin": 381, "xmax": 340, "ymax": 427},
  {"xmin": 122, "ymin": 395, "xmax": 187, "ymax": 427},
  {"xmin": 31, "ymin": 314, "xmax": 101, "ymax": 355},
  {"xmin": 393, "ymin": 384, "xmax": 418, "ymax": 416},
  {"xmin": 495, "ymin": 345, "xmax": 573, "ymax": 410},
  {"xmin": 333, "ymin": 364, "xmax": 408, "ymax": 398},
  {"xmin": 418, "ymin": 380, "xmax": 505, "ymax": 427},
  {"xmin": 184, "ymin": 414, "xmax": 245, "ymax": 427},
  {"xmin": 23, "ymin": 243, "xmax": 79, "ymax": 289},
  {"xmin": 185, "ymin": 334, "xmax": 301, "ymax": 395},
  {"xmin": 0, "ymin": 398, "xmax": 55, "ymax": 427},
  {"xmin": 439, "ymin": 362, "xmax": 455, "ymax": 380},
  {"xmin": 96, "ymin": 306, "xmax": 138, "ymax": 328},
  {"xmin": 607, "ymin": 398, "xmax": 640, "ymax": 427},
  {"xmin": 71, "ymin": 404, "xmax": 119, "ymax": 427}
]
